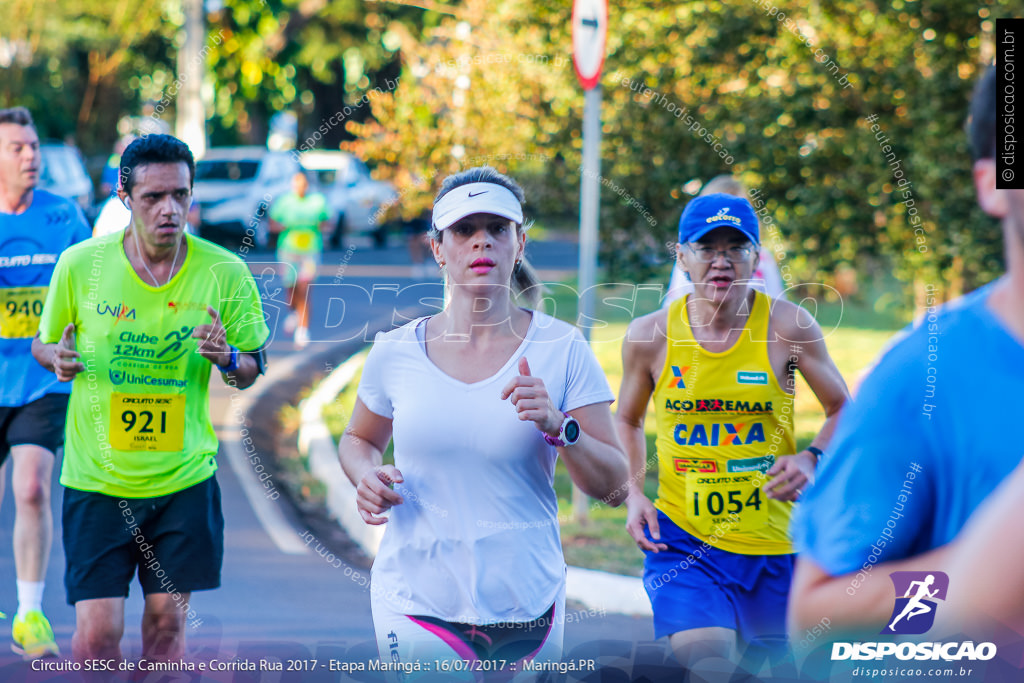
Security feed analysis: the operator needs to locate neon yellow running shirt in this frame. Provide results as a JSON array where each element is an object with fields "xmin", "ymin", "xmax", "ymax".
[
  {"xmin": 270, "ymin": 192, "xmax": 329, "ymax": 254},
  {"xmin": 38, "ymin": 232, "xmax": 269, "ymax": 497}
]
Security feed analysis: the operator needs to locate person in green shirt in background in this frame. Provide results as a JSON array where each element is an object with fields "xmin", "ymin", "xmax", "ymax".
[{"xmin": 268, "ymin": 171, "xmax": 331, "ymax": 348}]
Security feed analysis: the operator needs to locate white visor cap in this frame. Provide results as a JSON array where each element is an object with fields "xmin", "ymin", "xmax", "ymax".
[{"xmin": 431, "ymin": 182, "xmax": 524, "ymax": 231}]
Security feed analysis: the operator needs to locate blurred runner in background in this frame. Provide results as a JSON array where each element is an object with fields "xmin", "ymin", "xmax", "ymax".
[
  {"xmin": 99, "ymin": 136, "xmax": 134, "ymax": 200},
  {"xmin": 268, "ymin": 171, "xmax": 330, "ymax": 348},
  {"xmin": 0, "ymin": 106, "xmax": 91, "ymax": 659}
]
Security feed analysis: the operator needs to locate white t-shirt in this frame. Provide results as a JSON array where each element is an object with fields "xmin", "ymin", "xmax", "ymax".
[
  {"xmin": 358, "ymin": 311, "xmax": 614, "ymax": 624},
  {"xmin": 92, "ymin": 195, "xmax": 131, "ymax": 236}
]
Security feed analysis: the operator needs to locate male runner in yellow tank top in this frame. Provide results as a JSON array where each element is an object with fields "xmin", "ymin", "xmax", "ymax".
[{"xmin": 615, "ymin": 193, "xmax": 849, "ymax": 678}]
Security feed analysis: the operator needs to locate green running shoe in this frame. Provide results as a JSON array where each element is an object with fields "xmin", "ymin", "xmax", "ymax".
[{"xmin": 12, "ymin": 610, "xmax": 59, "ymax": 659}]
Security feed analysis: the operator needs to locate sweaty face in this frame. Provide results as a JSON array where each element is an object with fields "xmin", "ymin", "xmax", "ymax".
[
  {"xmin": 0, "ymin": 123, "xmax": 40, "ymax": 198},
  {"xmin": 120, "ymin": 162, "xmax": 192, "ymax": 250}
]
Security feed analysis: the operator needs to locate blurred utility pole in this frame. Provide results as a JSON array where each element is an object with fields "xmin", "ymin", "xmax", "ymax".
[
  {"xmin": 572, "ymin": 83, "xmax": 602, "ymax": 524},
  {"xmin": 571, "ymin": 0, "xmax": 607, "ymax": 525},
  {"xmin": 177, "ymin": 0, "xmax": 207, "ymax": 157}
]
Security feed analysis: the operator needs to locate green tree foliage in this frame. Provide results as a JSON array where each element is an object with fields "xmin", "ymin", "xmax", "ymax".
[
  {"xmin": 205, "ymin": 0, "xmax": 427, "ymax": 146},
  {"xmin": 348, "ymin": 0, "xmax": 1010, "ymax": 310},
  {"xmin": 3, "ymin": 0, "xmax": 1010, "ymax": 311},
  {"xmin": 345, "ymin": 0, "xmax": 579, "ymax": 221},
  {"xmin": 1, "ymin": 0, "xmax": 173, "ymax": 150},
  {"xmin": 1, "ymin": 0, "xmax": 422, "ymax": 156}
]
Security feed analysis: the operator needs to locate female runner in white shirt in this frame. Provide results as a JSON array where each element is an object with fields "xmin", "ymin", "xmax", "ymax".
[{"xmin": 339, "ymin": 166, "xmax": 628, "ymax": 680}]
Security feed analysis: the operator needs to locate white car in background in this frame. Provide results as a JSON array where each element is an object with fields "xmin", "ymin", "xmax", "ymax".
[
  {"xmin": 299, "ymin": 151, "xmax": 397, "ymax": 249},
  {"xmin": 39, "ymin": 142, "xmax": 95, "ymax": 221},
  {"xmin": 192, "ymin": 147, "xmax": 301, "ymax": 250}
]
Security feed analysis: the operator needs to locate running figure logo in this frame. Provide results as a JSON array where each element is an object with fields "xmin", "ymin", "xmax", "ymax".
[{"xmin": 882, "ymin": 571, "xmax": 949, "ymax": 635}]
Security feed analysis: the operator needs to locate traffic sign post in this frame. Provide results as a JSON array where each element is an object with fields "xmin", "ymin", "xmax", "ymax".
[
  {"xmin": 572, "ymin": 0, "xmax": 607, "ymax": 523},
  {"xmin": 572, "ymin": 0, "xmax": 607, "ymax": 346},
  {"xmin": 577, "ymin": 87, "xmax": 601, "ymax": 342}
]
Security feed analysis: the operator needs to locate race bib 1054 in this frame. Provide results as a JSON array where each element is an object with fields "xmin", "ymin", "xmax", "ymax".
[{"xmin": 686, "ymin": 471, "xmax": 768, "ymax": 536}]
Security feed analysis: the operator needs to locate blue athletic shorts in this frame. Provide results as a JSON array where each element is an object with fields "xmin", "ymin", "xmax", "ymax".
[{"xmin": 642, "ymin": 510, "xmax": 794, "ymax": 652}]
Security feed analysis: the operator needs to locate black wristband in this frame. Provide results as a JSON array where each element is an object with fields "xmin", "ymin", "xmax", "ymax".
[{"xmin": 806, "ymin": 445, "xmax": 824, "ymax": 462}]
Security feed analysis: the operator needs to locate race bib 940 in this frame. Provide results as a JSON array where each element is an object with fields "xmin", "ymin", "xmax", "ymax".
[
  {"xmin": 0, "ymin": 286, "xmax": 47, "ymax": 339},
  {"xmin": 110, "ymin": 393, "xmax": 185, "ymax": 452}
]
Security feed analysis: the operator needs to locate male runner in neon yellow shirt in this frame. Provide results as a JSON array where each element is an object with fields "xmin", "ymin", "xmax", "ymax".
[{"xmin": 31, "ymin": 134, "xmax": 269, "ymax": 663}]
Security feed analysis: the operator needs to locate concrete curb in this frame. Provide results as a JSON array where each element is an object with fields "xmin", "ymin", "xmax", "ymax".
[
  {"xmin": 297, "ymin": 351, "xmax": 653, "ymax": 617},
  {"xmin": 299, "ymin": 349, "xmax": 386, "ymax": 557}
]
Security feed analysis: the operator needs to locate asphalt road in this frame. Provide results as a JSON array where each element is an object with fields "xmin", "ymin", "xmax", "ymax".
[{"xmin": 0, "ymin": 238, "xmax": 668, "ymax": 682}]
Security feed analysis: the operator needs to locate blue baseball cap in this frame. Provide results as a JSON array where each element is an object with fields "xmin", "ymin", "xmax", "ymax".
[{"xmin": 677, "ymin": 193, "xmax": 759, "ymax": 245}]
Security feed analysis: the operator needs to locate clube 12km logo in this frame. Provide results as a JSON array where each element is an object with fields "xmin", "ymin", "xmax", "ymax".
[{"xmin": 832, "ymin": 571, "xmax": 997, "ymax": 662}]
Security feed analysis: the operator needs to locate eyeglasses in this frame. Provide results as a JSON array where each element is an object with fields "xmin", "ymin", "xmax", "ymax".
[{"xmin": 686, "ymin": 243, "xmax": 755, "ymax": 263}]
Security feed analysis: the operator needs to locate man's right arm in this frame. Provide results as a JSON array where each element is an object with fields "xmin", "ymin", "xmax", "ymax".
[
  {"xmin": 800, "ymin": 463, "xmax": 1024, "ymax": 636},
  {"xmin": 34, "ymin": 255, "xmax": 84, "ymax": 381},
  {"xmin": 937, "ymin": 461, "xmax": 1024, "ymax": 633}
]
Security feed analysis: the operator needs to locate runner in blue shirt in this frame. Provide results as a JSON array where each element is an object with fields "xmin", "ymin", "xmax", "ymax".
[
  {"xmin": 0, "ymin": 107, "xmax": 91, "ymax": 658},
  {"xmin": 788, "ymin": 65, "xmax": 1024, "ymax": 639}
]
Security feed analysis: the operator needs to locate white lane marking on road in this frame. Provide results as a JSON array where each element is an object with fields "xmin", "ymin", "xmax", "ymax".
[{"xmin": 222, "ymin": 351, "xmax": 310, "ymax": 555}]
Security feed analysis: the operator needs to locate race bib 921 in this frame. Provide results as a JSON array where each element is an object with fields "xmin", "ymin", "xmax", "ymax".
[{"xmin": 109, "ymin": 392, "xmax": 185, "ymax": 452}]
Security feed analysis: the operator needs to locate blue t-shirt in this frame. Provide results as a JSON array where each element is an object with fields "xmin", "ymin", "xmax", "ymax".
[
  {"xmin": 791, "ymin": 284, "xmax": 1024, "ymax": 575},
  {"xmin": 0, "ymin": 190, "xmax": 91, "ymax": 406}
]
